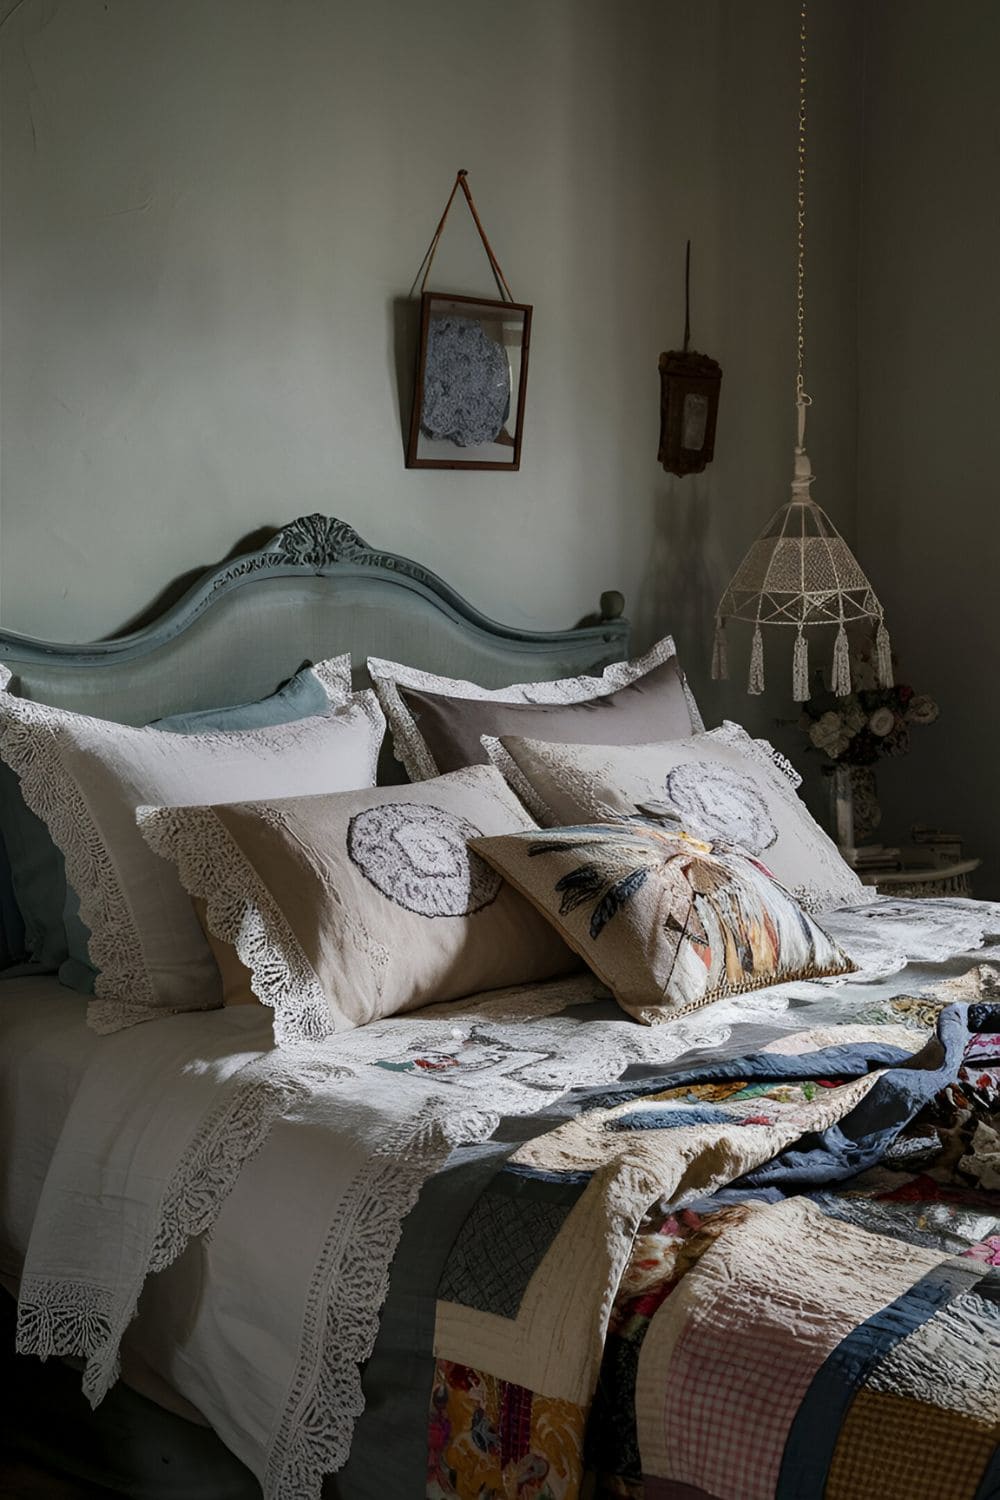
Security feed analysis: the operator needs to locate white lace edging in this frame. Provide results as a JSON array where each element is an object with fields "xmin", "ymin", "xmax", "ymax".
[
  {"xmin": 481, "ymin": 734, "xmax": 555, "ymax": 823},
  {"xmin": 16, "ymin": 1059, "xmax": 321, "ymax": 1401},
  {"xmin": 710, "ymin": 720, "xmax": 803, "ymax": 790},
  {"xmin": 138, "ymin": 806, "xmax": 335, "ymax": 1044},
  {"xmin": 264, "ymin": 1098, "xmax": 499, "ymax": 1500},
  {"xmin": 307, "ymin": 654, "xmax": 353, "ymax": 704},
  {"xmin": 15, "ymin": 1279, "xmax": 115, "ymax": 1363},
  {"xmin": 821, "ymin": 897, "xmax": 1000, "ymax": 983},
  {"xmin": 0, "ymin": 693, "xmax": 159, "ymax": 1026},
  {"xmin": 367, "ymin": 635, "xmax": 703, "ymax": 782}
]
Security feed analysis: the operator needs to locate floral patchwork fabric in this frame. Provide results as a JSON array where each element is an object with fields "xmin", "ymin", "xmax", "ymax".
[{"xmin": 423, "ymin": 1007, "xmax": 1000, "ymax": 1500}]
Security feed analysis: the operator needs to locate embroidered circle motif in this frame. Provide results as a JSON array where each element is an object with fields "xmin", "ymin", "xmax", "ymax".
[
  {"xmin": 347, "ymin": 803, "xmax": 501, "ymax": 917},
  {"xmin": 664, "ymin": 762, "xmax": 777, "ymax": 853}
]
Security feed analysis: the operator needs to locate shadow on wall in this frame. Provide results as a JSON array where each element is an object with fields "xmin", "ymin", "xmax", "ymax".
[
  {"xmin": 109, "ymin": 524, "xmax": 282, "ymax": 638},
  {"xmin": 632, "ymin": 478, "xmax": 733, "ymax": 728}
]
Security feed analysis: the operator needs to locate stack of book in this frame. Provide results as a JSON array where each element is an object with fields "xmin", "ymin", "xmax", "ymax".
[
  {"xmin": 912, "ymin": 826, "xmax": 964, "ymax": 864},
  {"xmin": 844, "ymin": 844, "xmax": 903, "ymax": 872}
]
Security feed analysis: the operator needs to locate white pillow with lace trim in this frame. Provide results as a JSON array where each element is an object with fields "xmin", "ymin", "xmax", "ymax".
[
  {"xmin": 0, "ymin": 669, "xmax": 386, "ymax": 1032},
  {"xmin": 484, "ymin": 720, "xmax": 875, "ymax": 915},
  {"xmin": 367, "ymin": 635, "xmax": 705, "ymax": 781}
]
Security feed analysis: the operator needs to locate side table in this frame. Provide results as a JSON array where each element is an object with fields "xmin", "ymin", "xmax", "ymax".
[{"xmin": 857, "ymin": 857, "xmax": 981, "ymax": 899}]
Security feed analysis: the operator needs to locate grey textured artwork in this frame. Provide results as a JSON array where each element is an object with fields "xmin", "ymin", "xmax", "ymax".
[
  {"xmin": 346, "ymin": 803, "xmax": 502, "ymax": 916},
  {"xmin": 420, "ymin": 315, "xmax": 511, "ymax": 446},
  {"xmin": 664, "ymin": 761, "xmax": 778, "ymax": 853}
]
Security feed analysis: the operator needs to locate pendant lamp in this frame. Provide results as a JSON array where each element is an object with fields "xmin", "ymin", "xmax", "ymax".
[{"xmin": 711, "ymin": 0, "xmax": 893, "ymax": 702}]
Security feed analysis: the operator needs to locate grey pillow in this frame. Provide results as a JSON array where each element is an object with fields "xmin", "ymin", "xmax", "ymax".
[{"xmin": 396, "ymin": 657, "xmax": 697, "ymax": 776}]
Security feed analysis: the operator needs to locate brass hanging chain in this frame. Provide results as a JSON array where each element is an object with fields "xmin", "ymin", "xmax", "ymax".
[{"xmin": 795, "ymin": 0, "xmax": 812, "ymax": 443}]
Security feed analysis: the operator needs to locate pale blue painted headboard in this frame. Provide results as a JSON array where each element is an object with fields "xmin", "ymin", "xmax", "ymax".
[{"xmin": 0, "ymin": 514, "xmax": 630, "ymax": 725}]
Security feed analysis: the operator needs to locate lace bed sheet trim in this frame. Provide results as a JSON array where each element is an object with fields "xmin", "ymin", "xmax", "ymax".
[
  {"xmin": 264, "ymin": 1097, "xmax": 498, "ymax": 1500},
  {"xmin": 15, "ymin": 1061, "xmax": 318, "ymax": 1402},
  {"xmin": 821, "ymin": 897, "xmax": 1000, "ymax": 983},
  {"xmin": 368, "ymin": 635, "xmax": 704, "ymax": 782},
  {"xmin": 138, "ymin": 806, "xmax": 335, "ymax": 1044}
]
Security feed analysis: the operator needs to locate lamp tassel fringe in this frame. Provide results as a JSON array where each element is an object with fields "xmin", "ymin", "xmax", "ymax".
[
  {"xmin": 711, "ymin": 619, "xmax": 729, "ymax": 682},
  {"xmin": 748, "ymin": 625, "xmax": 765, "ymax": 696},
  {"xmin": 792, "ymin": 631, "xmax": 810, "ymax": 702},
  {"xmin": 875, "ymin": 621, "xmax": 894, "ymax": 689}
]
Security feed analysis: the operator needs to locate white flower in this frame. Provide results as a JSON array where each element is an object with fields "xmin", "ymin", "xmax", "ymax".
[
  {"xmin": 906, "ymin": 694, "xmax": 939, "ymax": 726},
  {"xmin": 810, "ymin": 711, "xmax": 852, "ymax": 758},
  {"xmin": 844, "ymin": 701, "xmax": 867, "ymax": 733},
  {"xmin": 869, "ymin": 707, "xmax": 895, "ymax": 737}
]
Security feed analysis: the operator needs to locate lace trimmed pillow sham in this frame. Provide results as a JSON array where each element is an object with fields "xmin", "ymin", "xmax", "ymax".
[
  {"xmin": 368, "ymin": 635, "xmax": 705, "ymax": 781},
  {"xmin": 487, "ymin": 721, "xmax": 874, "ymax": 915},
  {"xmin": 138, "ymin": 766, "xmax": 579, "ymax": 1043},
  {"xmin": 0, "ymin": 654, "xmax": 354, "ymax": 979},
  {"xmin": 0, "ymin": 678, "xmax": 385, "ymax": 1031},
  {"xmin": 471, "ymin": 817, "xmax": 856, "ymax": 1024}
]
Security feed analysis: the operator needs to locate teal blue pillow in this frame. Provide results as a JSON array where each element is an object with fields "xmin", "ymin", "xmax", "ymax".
[
  {"xmin": 152, "ymin": 666, "xmax": 329, "ymax": 734},
  {"xmin": 0, "ymin": 663, "xmax": 333, "ymax": 988}
]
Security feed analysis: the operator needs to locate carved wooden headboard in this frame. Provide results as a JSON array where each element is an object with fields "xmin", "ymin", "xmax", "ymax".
[{"xmin": 0, "ymin": 514, "xmax": 629, "ymax": 725}]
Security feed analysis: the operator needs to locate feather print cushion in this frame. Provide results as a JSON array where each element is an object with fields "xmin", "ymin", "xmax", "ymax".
[{"xmin": 471, "ymin": 816, "xmax": 856, "ymax": 1024}]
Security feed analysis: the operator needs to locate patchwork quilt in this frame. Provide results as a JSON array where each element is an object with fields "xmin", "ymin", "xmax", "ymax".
[
  {"xmin": 9, "ymin": 899, "xmax": 1000, "ymax": 1500},
  {"xmin": 344, "ymin": 998, "xmax": 1000, "ymax": 1500}
]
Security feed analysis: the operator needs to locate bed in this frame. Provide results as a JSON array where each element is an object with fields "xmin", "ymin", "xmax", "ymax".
[{"xmin": 0, "ymin": 513, "xmax": 997, "ymax": 1500}]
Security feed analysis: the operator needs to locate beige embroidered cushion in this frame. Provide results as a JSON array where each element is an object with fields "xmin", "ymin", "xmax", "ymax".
[
  {"xmin": 0, "ymin": 686, "xmax": 386, "ymax": 1031},
  {"xmin": 471, "ymin": 818, "xmax": 856, "ymax": 1024},
  {"xmin": 138, "ymin": 766, "xmax": 579, "ymax": 1043},
  {"xmin": 487, "ymin": 722, "xmax": 874, "ymax": 915}
]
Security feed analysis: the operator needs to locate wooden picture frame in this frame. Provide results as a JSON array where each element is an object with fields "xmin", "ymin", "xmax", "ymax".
[
  {"xmin": 406, "ymin": 291, "xmax": 532, "ymax": 471},
  {"xmin": 657, "ymin": 348, "xmax": 722, "ymax": 477}
]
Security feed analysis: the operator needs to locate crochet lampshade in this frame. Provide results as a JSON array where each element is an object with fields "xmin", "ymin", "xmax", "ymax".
[
  {"xmin": 711, "ymin": 0, "xmax": 893, "ymax": 703},
  {"xmin": 712, "ymin": 441, "xmax": 893, "ymax": 701}
]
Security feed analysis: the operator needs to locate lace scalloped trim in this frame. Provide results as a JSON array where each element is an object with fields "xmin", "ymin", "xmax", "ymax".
[
  {"xmin": 16, "ymin": 1279, "xmax": 115, "ymax": 1362},
  {"xmin": 0, "ymin": 691, "xmax": 159, "ymax": 1023},
  {"xmin": 84, "ymin": 1061, "xmax": 327, "ymax": 1406},
  {"xmin": 263, "ymin": 1097, "xmax": 498, "ymax": 1500},
  {"xmin": 711, "ymin": 720, "xmax": 803, "ymax": 790},
  {"xmin": 368, "ymin": 635, "xmax": 703, "ymax": 781},
  {"xmin": 307, "ymin": 654, "xmax": 353, "ymax": 703},
  {"xmin": 481, "ymin": 734, "xmax": 553, "ymax": 823},
  {"xmin": 16, "ymin": 1055, "xmax": 342, "ymax": 1410},
  {"xmin": 138, "ymin": 806, "xmax": 334, "ymax": 1044}
]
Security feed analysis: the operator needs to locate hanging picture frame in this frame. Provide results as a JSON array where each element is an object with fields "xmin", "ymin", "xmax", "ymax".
[
  {"xmin": 405, "ymin": 171, "xmax": 532, "ymax": 472},
  {"xmin": 407, "ymin": 291, "xmax": 532, "ymax": 470}
]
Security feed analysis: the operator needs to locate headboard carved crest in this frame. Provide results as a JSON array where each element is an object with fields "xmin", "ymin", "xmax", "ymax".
[{"xmin": 267, "ymin": 513, "xmax": 371, "ymax": 566}]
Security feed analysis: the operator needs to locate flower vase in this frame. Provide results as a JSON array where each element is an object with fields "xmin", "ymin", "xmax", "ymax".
[
  {"xmin": 830, "ymin": 763, "xmax": 855, "ymax": 851},
  {"xmin": 849, "ymin": 766, "xmax": 881, "ymax": 844},
  {"xmin": 830, "ymin": 763, "xmax": 881, "ymax": 850}
]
